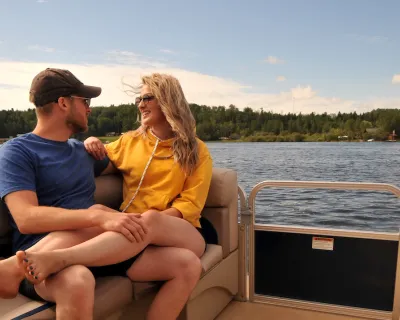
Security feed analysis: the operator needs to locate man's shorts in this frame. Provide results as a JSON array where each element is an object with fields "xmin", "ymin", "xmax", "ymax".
[{"xmin": 18, "ymin": 216, "xmax": 218, "ymax": 302}]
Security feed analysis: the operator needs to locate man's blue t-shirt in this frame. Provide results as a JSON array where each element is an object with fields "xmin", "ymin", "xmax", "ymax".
[{"xmin": 0, "ymin": 133, "xmax": 108, "ymax": 253}]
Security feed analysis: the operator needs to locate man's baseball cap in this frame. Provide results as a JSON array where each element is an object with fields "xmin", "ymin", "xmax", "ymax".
[{"xmin": 29, "ymin": 68, "xmax": 102, "ymax": 107}]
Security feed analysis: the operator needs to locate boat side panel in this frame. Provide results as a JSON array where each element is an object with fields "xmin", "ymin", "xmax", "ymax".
[{"xmin": 254, "ymin": 231, "xmax": 397, "ymax": 311}]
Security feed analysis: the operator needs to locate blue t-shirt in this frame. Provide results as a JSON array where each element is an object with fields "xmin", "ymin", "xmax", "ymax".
[{"xmin": 0, "ymin": 133, "xmax": 108, "ymax": 253}]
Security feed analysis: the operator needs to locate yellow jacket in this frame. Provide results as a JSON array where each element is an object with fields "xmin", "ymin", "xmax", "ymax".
[{"xmin": 104, "ymin": 130, "xmax": 213, "ymax": 228}]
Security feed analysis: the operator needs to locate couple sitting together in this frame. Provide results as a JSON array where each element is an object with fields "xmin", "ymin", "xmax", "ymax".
[{"xmin": 0, "ymin": 68, "xmax": 217, "ymax": 320}]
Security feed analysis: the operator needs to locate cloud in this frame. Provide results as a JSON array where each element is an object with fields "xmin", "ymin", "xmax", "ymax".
[
  {"xmin": 37, "ymin": 0, "xmax": 48, "ymax": 3},
  {"xmin": 264, "ymin": 56, "xmax": 285, "ymax": 64},
  {"xmin": 28, "ymin": 45, "xmax": 56, "ymax": 53},
  {"xmin": 0, "ymin": 58, "xmax": 399, "ymax": 115},
  {"xmin": 291, "ymin": 86, "xmax": 316, "ymax": 100},
  {"xmin": 276, "ymin": 76, "xmax": 286, "ymax": 82},
  {"xmin": 106, "ymin": 50, "xmax": 166, "ymax": 68},
  {"xmin": 160, "ymin": 49, "xmax": 177, "ymax": 55},
  {"xmin": 347, "ymin": 33, "xmax": 389, "ymax": 44},
  {"xmin": 392, "ymin": 74, "xmax": 400, "ymax": 84}
]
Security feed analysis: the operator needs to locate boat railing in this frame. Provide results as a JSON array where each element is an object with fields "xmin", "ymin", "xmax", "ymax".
[{"xmin": 237, "ymin": 180, "xmax": 400, "ymax": 320}]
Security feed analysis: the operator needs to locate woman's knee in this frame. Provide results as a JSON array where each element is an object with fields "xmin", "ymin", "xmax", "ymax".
[
  {"xmin": 141, "ymin": 209, "xmax": 162, "ymax": 228},
  {"xmin": 174, "ymin": 249, "xmax": 202, "ymax": 284}
]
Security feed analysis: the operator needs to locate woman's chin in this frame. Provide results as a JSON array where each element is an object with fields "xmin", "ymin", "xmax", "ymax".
[{"xmin": 142, "ymin": 117, "xmax": 155, "ymax": 126}]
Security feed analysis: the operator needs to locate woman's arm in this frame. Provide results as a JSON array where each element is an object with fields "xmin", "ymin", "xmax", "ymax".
[
  {"xmin": 162, "ymin": 207, "xmax": 183, "ymax": 218},
  {"xmin": 85, "ymin": 137, "xmax": 120, "ymax": 175},
  {"xmin": 170, "ymin": 151, "xmax": 213, "ymax": 226}
]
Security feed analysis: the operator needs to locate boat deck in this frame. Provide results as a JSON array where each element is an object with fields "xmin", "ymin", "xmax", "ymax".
[{"xmin": 216, "ymin": 301, "xmax": 369, "ymax": 320}]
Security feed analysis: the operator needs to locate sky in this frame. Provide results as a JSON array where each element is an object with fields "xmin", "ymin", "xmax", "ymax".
[{"xmin": 0, "ymin": 0, "xmax": 399, "ymax": 114}]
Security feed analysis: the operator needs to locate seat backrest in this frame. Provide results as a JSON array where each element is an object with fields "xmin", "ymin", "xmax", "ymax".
[
  {"xmin": 0, "ymin": 168, "xmax": 239, "ymax": 259},
  {"xmin": 94, "ymin": 168, "xmax": 239, "ymax": 258},
  {"xmin": 94, "ymin": 174, "xmax": 123, "ymax": 209},
  {"xmin": 202, "ymin": 168, "xmax": 238, "ymax": 258}
]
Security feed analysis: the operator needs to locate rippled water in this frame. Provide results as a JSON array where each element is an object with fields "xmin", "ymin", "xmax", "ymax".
[{"xmin": 207, "ymin": 142, "xmax": 400, "ymax": 233}]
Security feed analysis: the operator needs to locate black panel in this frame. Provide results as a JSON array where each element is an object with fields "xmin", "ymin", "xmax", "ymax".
[{"xmin": 254, "ymin": 231, "xmax": 398, "ymax": 311}]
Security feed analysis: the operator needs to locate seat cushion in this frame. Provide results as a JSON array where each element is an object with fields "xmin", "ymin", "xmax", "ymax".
[
  {"xmin": 93, "ymin": 276, "xmax": 133, "ymax": 319},
  {"xmin": 1, "ymin": 276, "xmax": 133, "ymax": 319},
  {"xmin": 200, "ymin": 244, "xmax": 223, "ymax": 274},
  {"xmin": 131, "ymin": 244, "xmax": 223, "ymax": 300},
  {"xmin": 0, "ymin": 295, "xmax": 54, "ymax": 320}
]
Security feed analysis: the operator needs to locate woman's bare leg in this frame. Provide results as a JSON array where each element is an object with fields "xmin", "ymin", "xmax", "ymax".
[
  {"xmin": 126, "ymin": 246, "xmax": 202, "ymax": 320},
  {"xmin": 0, "ymin": 224, "xmax": 103, "ymax": 298},
  {"xmin": 21, "ymin": 210, "xmax": 205, "ymax": 283},
  {"xmin": 0, "ymin": 204, "xmax": 112, "ymax": 298}
]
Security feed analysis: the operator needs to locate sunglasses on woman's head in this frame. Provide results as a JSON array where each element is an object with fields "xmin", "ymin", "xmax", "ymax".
[{"xmin": 135, "ymin": 95, "xmax": 155, "ymax": 106}]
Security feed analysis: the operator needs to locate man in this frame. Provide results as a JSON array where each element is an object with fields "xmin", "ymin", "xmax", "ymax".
[{"xmin": 0, "ymin": 68, "xmax": 202, "ymax": 320}]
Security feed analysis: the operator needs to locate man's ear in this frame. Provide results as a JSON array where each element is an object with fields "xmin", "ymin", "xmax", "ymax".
[{"xmin": 57, "ymin": 97, "xmax": 70, "ymax": 112}]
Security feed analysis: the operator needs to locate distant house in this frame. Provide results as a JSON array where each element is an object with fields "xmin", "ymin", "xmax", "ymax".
[
  {"xmin": 388, "ymin": 130, "xmax": 397, "ymax": 142},
  {"xmin": 105, "ymin": 132, "xmax": 117, "ymax": 137}
]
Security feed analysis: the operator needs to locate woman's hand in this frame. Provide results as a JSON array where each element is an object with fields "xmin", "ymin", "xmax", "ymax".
[{"xmin": 84, "ymin": 136, "xmax": 107, "ymax": 160}]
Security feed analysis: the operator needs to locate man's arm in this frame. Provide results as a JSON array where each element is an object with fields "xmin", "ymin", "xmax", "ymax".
[
  {"xmin": 5, "ymin": 190, "xmax": 148, "ymax": 242},
  {"xmin": 5, "ymin": 190, "xmax": 106, "ymax": 234}
]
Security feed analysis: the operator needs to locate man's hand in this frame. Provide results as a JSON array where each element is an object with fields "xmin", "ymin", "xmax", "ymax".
[
  {"xmin": 84, "ymin": 136, "xmax": 107, "ymax": 160},
  {"xmin": 95, "ymin": 210, "xmax": 148, "ymax": 243}
]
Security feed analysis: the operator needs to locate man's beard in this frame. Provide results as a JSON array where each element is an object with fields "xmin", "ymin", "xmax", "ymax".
[{"xmin": 66, "ymin": 109, "xmax": 87, "ymax": 134}]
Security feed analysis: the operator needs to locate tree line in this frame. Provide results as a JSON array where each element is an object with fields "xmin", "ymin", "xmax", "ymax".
[{"xmin": 1, "ymin": 103, "xmax": 400, "ymax": 142}]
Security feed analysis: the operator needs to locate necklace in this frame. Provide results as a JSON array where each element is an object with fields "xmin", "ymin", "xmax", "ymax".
[{"xmin": 149, "ymin": 129, "xmax": 174, "ymax": 159}]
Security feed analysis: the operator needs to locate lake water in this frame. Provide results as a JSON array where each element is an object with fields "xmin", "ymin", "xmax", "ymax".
[{"xmin": 206, "ymin": 142, "xmax": 400, "ymax": 233}]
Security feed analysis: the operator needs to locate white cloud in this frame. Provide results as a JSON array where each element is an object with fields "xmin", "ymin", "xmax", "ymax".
[
  {"xmin": 28, "ymin": 45, "xmax": 56, "ymax": 53},
  {"xmin": 160, "ymin": 49, "xmax": 177, "ymax": 55},
  {"xmin": 0, "ymin": 58, "xmax": 399, "ymax": 115},
  {"xmin": 37, "ymin": 0, "xmax": 48, "ymax": 3},
  {"xmin": 106, "ymin": 50, "xmax": 166, "ymax": 68},
  {"xmin": 276, "ymin": 76, "xmax": 286, "ymax": 82},
  {"xmin": 291, "ymin": 86, "xmax": 316, "ymax": 100},
  {"xmin": 264, "ymin": 56, "xmax": 285, "ymax": 64},
  {"xmin": 392, "ymin": 74, "xmax": 400, "ymax": 84},
  {"xmin": 347, "ymin": 33, "xmax": 389, "ymax": 44}
]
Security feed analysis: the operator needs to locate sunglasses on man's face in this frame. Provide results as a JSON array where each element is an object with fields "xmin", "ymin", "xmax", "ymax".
[
  {"xmin": 135, "ymin": 95, "xmax": 155, "ymax": 106},
  {"xmin": 71, "ymin": 96, "xmax": 91, "ymax": 107}
]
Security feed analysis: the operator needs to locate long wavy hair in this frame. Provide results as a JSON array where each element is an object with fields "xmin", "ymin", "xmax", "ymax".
[{"xmin": 125, "ymin": 73, "xmax": 199, "ymax": 175}]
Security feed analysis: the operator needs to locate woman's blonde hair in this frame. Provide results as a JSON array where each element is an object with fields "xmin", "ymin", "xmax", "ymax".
[{"xmin": 125, "ymin": 73, "xmax": 199, "ymax": 175}]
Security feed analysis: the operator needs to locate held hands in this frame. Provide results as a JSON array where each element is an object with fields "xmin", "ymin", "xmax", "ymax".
[
  {"xmin": 96, "ymin": 210, "xmax": 148, "ymax": 243},
  {"xmin": 84, "ymin": 136, "xmax": 107, "ymax": 160}
]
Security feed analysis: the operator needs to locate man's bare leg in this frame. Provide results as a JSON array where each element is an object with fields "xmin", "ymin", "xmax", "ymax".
[
  {"xmin": 21, "ymin": 210, "xmax": 205, "ymax": 283},
  {"xmin": 34, "ymin": 265, "xmax": 95, "ymax": 320},
  {"xmin": 127, "ymin": 246, "xmax": 202, "ymax": 320}
]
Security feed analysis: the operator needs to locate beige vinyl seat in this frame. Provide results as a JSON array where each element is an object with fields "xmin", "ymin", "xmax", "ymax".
[{"xmin": 0, "ymin": 167, "xmax": 239, "ymax": 320}]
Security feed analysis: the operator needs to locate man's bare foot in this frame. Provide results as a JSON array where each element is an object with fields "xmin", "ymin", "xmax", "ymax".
[
  {"xmin": 0, "ymin": 256, "xmax": 24, "ymax": 298},
  {"xmin": 17, "ymin": 250, "xmax": 68, "ymax": 283}
]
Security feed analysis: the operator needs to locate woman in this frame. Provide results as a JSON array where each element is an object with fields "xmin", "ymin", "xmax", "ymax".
[
  {"xmin": 85, "ymin": 72, "xmax": 216, "ymax": 248},
  {"xmin": 16, "ymin": 73, "xmax": 216, "ymax": 319}
]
